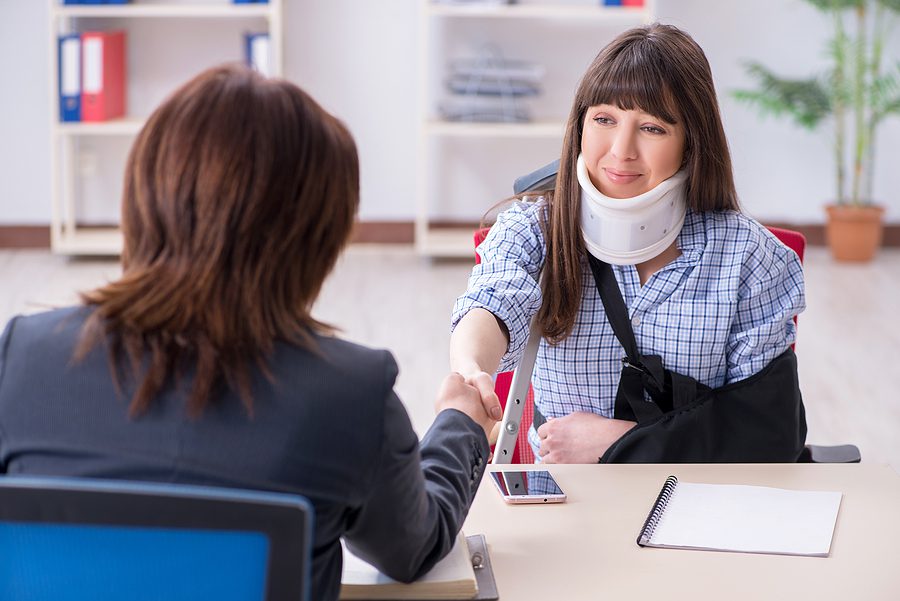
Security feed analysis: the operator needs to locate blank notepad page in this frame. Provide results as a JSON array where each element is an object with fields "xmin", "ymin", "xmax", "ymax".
[{"xmin": 649, "ymin": 482, "xmax": 842, "ymax": 556}]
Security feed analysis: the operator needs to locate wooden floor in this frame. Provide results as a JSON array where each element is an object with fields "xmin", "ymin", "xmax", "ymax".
[{"xmin": 1, "ymin": 245, "xmax": 898, "ymax": 471}]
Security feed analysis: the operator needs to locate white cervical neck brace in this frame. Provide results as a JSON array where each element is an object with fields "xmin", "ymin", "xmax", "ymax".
[{"xmin": 577, "ymin": 154, "xmax": 687, "ymax": 266}]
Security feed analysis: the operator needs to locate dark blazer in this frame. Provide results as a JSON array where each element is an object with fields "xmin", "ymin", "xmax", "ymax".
[{"xmin": 0, "ymin": 307, "xmax": 489, "ymax": 601}]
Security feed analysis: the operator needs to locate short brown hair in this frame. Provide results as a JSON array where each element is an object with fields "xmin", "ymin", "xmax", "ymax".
[
  {"xmin": 77, "ymin": 64, "xmax": 360, "ymax": 416},
  {"xmin": 539, "ymin": 23, "xmax": 738, "ymax": 342}
]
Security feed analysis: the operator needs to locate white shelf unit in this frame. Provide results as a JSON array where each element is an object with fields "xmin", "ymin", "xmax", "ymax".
[
  {"xmin": 49, "ymin": 0, "xmax": 283, "ymax": 256},
  {"xmin": 416, "ymin": 1, "xmax": 653, "ymax": 257}
]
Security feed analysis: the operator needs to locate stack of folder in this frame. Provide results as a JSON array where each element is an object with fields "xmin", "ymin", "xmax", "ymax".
[{"xmin": 439, "ymin": 49, "xmax": 544, "ymax": 123}]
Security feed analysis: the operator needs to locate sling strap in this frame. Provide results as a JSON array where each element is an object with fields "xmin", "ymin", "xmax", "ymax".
[{"xmin": 586, "ymin": 254, "xmax": 707, "ymax": 424}]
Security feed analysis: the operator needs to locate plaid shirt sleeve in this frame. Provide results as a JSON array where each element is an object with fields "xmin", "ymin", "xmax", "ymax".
[
  {"xmin": 450, "ymin": 201, "xmax": 546, "ymax": 372},
  {"xmin": 725, "ymin": 225, "xmax": 806, "ymax": 384}
]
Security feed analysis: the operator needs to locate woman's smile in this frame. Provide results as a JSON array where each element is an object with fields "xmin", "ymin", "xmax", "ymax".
[{"xmin": 603, "ymin": 167, "xmax": 643, "ymax": 186}]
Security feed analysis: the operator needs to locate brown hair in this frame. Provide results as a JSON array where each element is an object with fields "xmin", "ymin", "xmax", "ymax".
[
  {"xmin": 77, "ymin": 64, "xmax": 359, "ymax": 416},
  {"xmin": 539, "ymin": 23, "xmax": 739, "ymax": 342}
]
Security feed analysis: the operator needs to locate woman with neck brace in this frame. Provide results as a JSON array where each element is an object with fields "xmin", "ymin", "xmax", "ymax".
[{"xmin": 450, "ymin": 24, "xmax": 805, "ymax": 464}]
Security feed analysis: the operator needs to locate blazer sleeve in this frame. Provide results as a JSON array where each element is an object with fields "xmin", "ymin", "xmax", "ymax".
[
  {"xmin": 0, "ymin": 316, "xmax": 17, "ymax": 473},
  {"xmin": 343, "ymin": 367, "xmax": 490, "ymax": 583}
]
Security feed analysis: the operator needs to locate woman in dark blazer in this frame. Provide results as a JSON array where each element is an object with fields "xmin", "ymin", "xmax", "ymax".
[{"xmin": 0, "ymin": 65, "xmax": 499, "ymax": 601}]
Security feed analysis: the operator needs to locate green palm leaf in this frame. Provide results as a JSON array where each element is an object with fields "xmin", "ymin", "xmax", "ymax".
[{"xmin": 733, "ymin": 63, "xmax": 831, "ymax": 129}]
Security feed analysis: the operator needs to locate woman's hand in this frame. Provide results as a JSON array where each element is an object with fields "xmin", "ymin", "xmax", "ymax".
[
  {"xmin": 449, "ymin": 308, "xmax": 507, "ymax": 423},
  {"xmin": 461, "ymin": 370, "xmax": 503, "ymax": 421},
  {"xmin": 536, "ymin": 412, "xmax": 635, "ymax": 463},
  {"xmin": 435, "ymin": 372, "xmax": 500, "ymax": 438}
]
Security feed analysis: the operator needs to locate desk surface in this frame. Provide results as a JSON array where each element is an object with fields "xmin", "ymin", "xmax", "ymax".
[{"xmin": 464, "ymin": 464, "xmax": 900, "ymax": 601}]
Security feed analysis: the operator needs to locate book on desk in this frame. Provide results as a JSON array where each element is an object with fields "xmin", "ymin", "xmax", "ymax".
[{"xmin": 340, "ymin": 532, "xmax": 498, "ymax": 600}]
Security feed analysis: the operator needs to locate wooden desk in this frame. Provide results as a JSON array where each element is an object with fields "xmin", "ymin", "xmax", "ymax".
[{"xmin": 464, "ymin": 464, "xmax": 900, "ymax": 601}]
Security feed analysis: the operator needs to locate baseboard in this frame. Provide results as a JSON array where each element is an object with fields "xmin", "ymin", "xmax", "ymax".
[
  {"xmin": 0, "ymin": 223, "xmax": 423, "ymax": 249},
  {"xmin": 350, "ymin": 221, "xmax": 414, "ymax": 244},
  {"xmin": 0, "ymin": 226, "xmax": 51, "ymax": 249},
  {"xmin": 3, "ymin": 223, "xmax": 900, "ymax": 249},
  {"xmin": 765, "ymin": 223, "xmax": 900, "ymax": 247}
]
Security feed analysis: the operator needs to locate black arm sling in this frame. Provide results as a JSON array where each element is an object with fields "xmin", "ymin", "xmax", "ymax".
[{"xmin": 535, "ymin": 255, "xmax": 807, "ymax": 463}]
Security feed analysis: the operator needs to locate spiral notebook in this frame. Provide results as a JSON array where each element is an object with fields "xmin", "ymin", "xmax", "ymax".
[{"xmin": 637, "ymin": 476, "xmax": 842, "ymax": 557}]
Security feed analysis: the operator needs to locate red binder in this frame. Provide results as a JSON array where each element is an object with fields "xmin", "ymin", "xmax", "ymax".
[{"xmin": 81, "ymin": 31, "xmax": 126, "ymax": 122}]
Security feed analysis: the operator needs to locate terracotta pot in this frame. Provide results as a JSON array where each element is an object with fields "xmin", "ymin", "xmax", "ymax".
[{"xmin": 825, "ymin": 204, "xmax": 885, "ymax": 262}]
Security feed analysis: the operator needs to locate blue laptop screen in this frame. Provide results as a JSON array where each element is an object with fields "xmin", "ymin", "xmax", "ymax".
[{"xmin": 0, "ymin": 522, "xmax": 269, "ymax": 601}]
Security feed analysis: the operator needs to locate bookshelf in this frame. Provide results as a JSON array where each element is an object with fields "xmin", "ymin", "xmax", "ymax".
[
  {"xmin": 48, "ymin": 0, "xmax": 283, "ymax": 256},
  {"xmin": 416, "ymin": 1, "xmax": 653, "ymax": 257}
]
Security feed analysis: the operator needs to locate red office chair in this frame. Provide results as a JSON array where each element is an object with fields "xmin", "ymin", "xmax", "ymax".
[{"xmin": 473, "ymin": 161, "xmax": 860, "ymax": 464}]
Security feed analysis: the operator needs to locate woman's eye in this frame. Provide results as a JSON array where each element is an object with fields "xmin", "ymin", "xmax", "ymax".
[
  {"xmin": 593, "ymin": 116, "xmax": 614, "ymax": 125},
  {"xmin": 642, "ymin": 125, "xmax": 666, "ymax": 135}
]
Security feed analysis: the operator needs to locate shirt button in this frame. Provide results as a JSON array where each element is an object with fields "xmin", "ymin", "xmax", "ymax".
[{"xmin": 632, "ymin": 315, "xmax": 641, "ymax": 327}]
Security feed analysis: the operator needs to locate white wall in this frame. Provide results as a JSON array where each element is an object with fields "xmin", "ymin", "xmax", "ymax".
[
  {"xmin": 0, "ymin": 1, "xmax": 52, "ymax": 223},
  {"xmin": 1, "ymin": 0, "xmax": 897, "ymax": 226}
]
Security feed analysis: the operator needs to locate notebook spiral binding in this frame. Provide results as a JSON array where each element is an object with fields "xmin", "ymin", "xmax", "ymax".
[{"xmin": 637, "ymin": 475, "xmax": 679, "ymax": 546}]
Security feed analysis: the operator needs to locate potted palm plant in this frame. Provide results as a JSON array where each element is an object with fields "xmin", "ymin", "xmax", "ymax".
[{"xmin": 734, "ymin": 0, "xmax": 900, "ymax": 261}]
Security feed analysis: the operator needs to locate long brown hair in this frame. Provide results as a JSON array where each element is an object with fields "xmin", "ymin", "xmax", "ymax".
[
  {"xmin": 77, "ymin": 64, "xmax": 360, "ymax": 416},
  {"xmin": 539, "ymin": 23, "xmax": 739, "ymax": 342}
]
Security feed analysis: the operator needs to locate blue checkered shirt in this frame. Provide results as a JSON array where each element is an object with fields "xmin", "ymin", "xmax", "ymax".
[{"xmin": 451, "ymin": 201, "xmax": 806, "ymax": 458}]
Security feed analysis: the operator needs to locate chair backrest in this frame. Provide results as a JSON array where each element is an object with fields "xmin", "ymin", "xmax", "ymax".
[
  {"xmin": 0, "ymin": 477, "xmax": 313, "ymax": 601},
  {"xmin": 768, "ymin": 225, "xmax": 806, "ymax": 262},
  {"xmin": 766, "ymin": 226, "xmax": 805, "ymax": 339}
]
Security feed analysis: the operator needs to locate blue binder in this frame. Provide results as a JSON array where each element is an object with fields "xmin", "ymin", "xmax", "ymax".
[
  {"xmin": 58, "ymin": 33, "xmax": 81, "ymax": 122},
  {"xmin": 244, "ymin": 32, "xmax": 270, "ymax": 77}
]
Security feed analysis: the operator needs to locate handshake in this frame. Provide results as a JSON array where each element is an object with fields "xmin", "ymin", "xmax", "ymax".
[{"xmin": 435, "ymin": 371, "xmax": 503, "ymax": 440}]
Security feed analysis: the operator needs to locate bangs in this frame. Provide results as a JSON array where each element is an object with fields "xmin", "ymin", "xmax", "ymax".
[{"xmin": 582, "ymin": 39, "xmax": 680, "ymax": 124}]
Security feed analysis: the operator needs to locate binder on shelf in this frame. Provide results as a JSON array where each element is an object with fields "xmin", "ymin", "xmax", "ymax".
[
  {"xmin": 234, "ymin": 0, "xmax": 268, "ymax": 4},
  {"xmin": 61, "ymin": 0, "xmax": 84, "ymax": 5},
  {"xmin": 244, "ymin": 32, "xmax": 271, "ymax": 77},
  {"xmin": 622, "ymin": 0, "xmax": 645, "ymax": 6},
  {"xmin": 637, "ymin": 475, "xmax": 842, "ymax": 557},
  {"xmin": 603, "ymin": 0, "xmax": 623, "ymax": 5},
  {"xmin": 81, "ymin": 30, "xmax": 127, "ymax": 122},
  {"xmin": 58, "ymin": 34, "xmax": 81, "ymax": 122}
]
